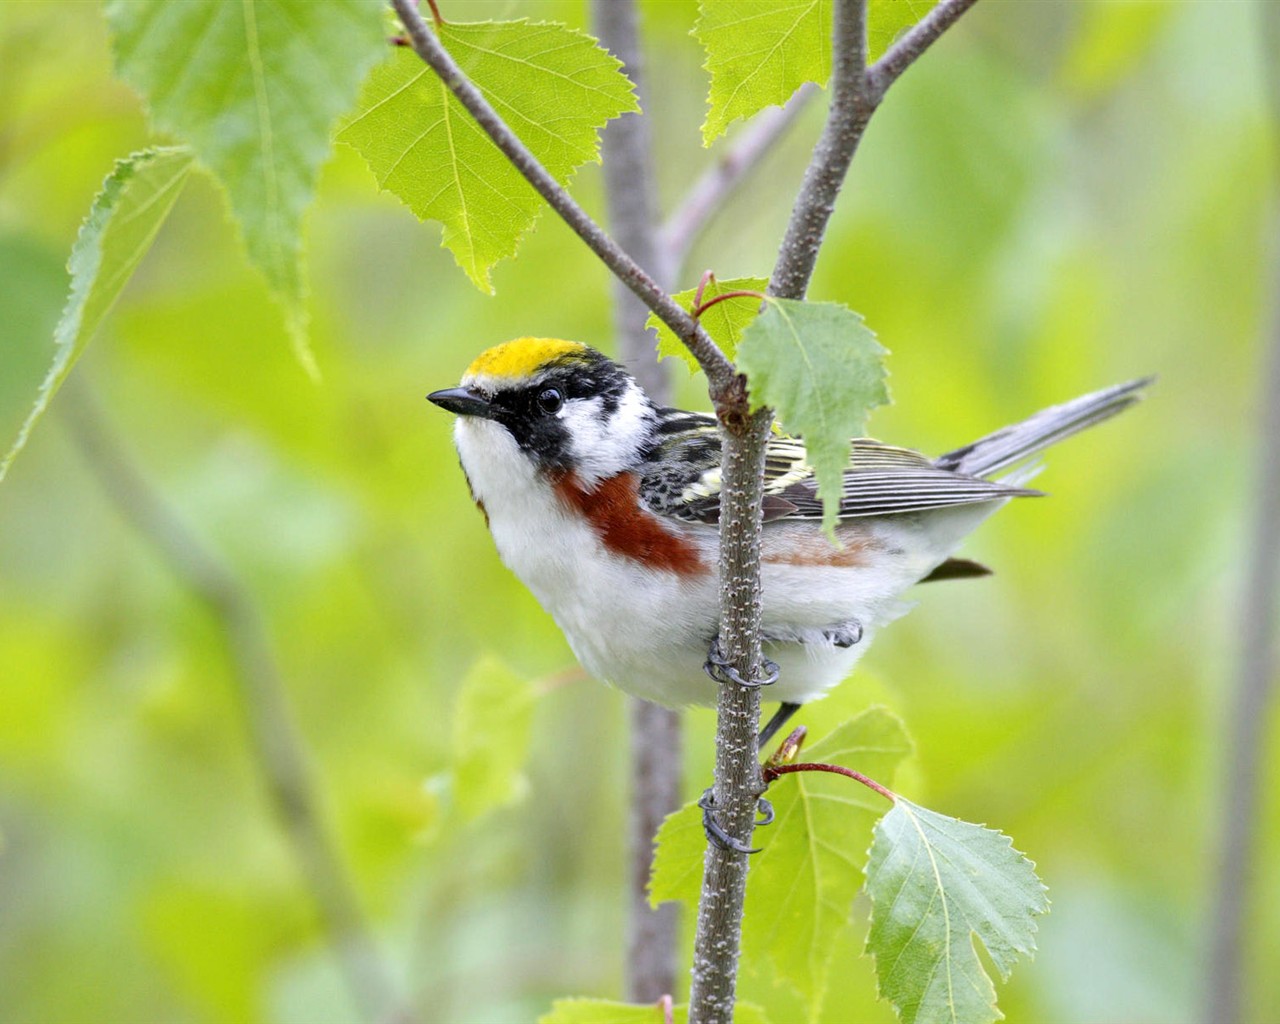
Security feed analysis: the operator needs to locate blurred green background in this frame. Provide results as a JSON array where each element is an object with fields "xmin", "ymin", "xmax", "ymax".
[{"xmin": 1, "ymin": 1, "xmax": 1276, "ymax": 1021}]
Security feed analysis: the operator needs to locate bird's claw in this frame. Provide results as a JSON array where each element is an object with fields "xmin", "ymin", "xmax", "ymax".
[
  {"xmin": 703, "ymin": 639, "xmax": 780, "ymax": 689},
  {"xmin": 698, "ymin": 787, "xmax": 766, "ymax": 854},
  {"xmin": 755, "ymin": 796, "xmax": 775, "ymax": 827},
  {"xmin": 823, "ymin": 619, "xmax": 864, "ymax": 648}
]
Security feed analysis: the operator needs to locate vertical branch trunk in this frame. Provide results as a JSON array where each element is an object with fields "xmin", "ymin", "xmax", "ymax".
[
  {"xmin": 626, "ymin": 701, "xmax": 683, "ymax": 999},
  {"xmin": 689, "ymin": 4, "xmax": 871, "ymax": 1021},
  {"xmin": 591, "ymin": 0, "xmax": 682, "ymax": 1002},
  {"xmin": 688, "ymin": 405, "xmax": 773, "ymax": 1024},
  {"xmin": 1205, "ymin": 14, "xmax": 1280, "ymax": 1015}
]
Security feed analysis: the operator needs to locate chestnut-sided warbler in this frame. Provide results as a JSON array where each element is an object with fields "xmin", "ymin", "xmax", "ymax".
[{"xmin": 430, "ymin": 337, "xmax": 1147, "ymax": 743}]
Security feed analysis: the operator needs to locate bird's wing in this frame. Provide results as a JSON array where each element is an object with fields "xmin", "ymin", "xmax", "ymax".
[{"xmin": 638, "ymin": 415, "xmax": 1039, "ymax": 525}]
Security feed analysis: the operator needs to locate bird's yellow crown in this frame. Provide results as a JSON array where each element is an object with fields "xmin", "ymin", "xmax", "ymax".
[{"xmin": 465, "ymin": 338, "xmax": 588, "ymax": 381}]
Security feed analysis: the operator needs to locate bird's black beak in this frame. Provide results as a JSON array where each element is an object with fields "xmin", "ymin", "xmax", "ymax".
[{"xmin": 427, "ymin": 386, "xmax": 494, "ymax": 418}]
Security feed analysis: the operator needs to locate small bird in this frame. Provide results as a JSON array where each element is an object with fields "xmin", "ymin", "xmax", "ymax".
[{"xmin": 429, "ymin": 337, "xmax": 1148, "ymax": 748}]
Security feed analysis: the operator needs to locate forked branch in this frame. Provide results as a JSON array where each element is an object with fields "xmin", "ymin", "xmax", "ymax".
[
  {"xmin": 389, "ymin": 0, "xmax": 739, "ymax": 409},
  {"xmin": 688, "ymin": 0, "xmax": 979, "ymax": 1019}
]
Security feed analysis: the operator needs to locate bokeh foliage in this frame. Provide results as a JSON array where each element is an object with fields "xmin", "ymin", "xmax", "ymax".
[{"xmin": 0, "ymin": 1, "xmax": 1276, "ymax": 1022}]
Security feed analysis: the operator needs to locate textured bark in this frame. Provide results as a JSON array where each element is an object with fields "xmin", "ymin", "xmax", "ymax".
[{"xmin": 687, "ymin": 407, "xmax": 773, "ymax": 1023}]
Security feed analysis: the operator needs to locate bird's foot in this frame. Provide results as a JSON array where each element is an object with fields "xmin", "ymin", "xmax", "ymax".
[
  {"xmin": 697, "ymin": 787, "xmax": 773, "ymax": 854},
  {"xmin": 704, "ymin": 638, "xmax": 780, "ymax": 688},
  {"xmin": 822, "ymin": 619, "xmax": 864, "ymax": 648}
]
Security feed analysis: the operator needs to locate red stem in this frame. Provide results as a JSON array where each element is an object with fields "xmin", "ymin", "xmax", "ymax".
[
  {"xmin": 692, "ymin": 289, "xmax": 766, "ymax": 319},
  {"xmin": 763, "ymin": 762, "xmax": 897, "ymax": 803},
  {"xmin": 424, "ymin": 0, "xmax": 444, "ymax": 27},
  {"xmin": 693, "ymin": 268, "xmax": 715, "ymax": 311}
]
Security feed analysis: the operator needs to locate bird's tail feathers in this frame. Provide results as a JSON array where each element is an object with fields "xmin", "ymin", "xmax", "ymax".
[{"xmin": 935, "ymin": 377, "xmax": 1153, "ymax": 479}]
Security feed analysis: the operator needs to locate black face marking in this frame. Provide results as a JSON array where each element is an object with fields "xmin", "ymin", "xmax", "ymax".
[{"xmin": 482, "ymin": 350, "xmax": 636, "ymax": 471}]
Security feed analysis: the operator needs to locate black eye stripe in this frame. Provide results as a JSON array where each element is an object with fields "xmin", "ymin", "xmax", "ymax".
[{"xmin": 479, "ymin": 349, "xmax": 644, "ymax": 471}]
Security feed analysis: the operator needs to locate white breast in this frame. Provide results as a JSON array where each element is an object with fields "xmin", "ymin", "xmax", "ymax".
[{"xmin": 453, "ymin": 418, "xmax": 1006, "ymax": 706}]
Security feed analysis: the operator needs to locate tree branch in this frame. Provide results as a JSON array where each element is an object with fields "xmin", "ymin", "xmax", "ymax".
[
  {"xmin": 61, "ymin": 379, "xmax": 408, "ymax": 1024},
  {"xmin": 865, "ymin": 0, "xmax": 980, "ymax": 104},
  {"xmin": 688, "ymin": 5, "xmax": 874, "ymax": 1014},
  {"xmin": 689, "ymin": 0, "xmax": 978, "ymax": 1018},
  {"xmin": 769, "ymin": 0, "xmax": 979, "ymax": 301},
  {"xmin": 591, "ymin": 0, "xmax": 682, "ymax": 1002},
  {"xmin": 767, "ymin": 0, "xmax": 871, "ymax": 301},
  {"xmin": 1205, "ymin": 8, "xmax": 1280, "ymax": 1018},
  {"xmin": 659, "ymin": 84, "xmax": 819, "ymax": 282},
  {"xmin": 389, "ymin": 0, "xmax": 739, "ymax": 409}
]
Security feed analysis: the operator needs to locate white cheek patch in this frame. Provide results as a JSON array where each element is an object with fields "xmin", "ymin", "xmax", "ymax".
[{"xmin": 561, "ymin": 382, "xmax": 654, "ymax": 484}]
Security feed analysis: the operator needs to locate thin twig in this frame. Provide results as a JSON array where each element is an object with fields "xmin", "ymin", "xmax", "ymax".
[
  {"xmin": 769, "ymin": 0, "xmax": 981, "ymax": 300},
  {"xmin": 658, "ymin": 84, "xmax": 819, "ymax": 279},
  {"xmin": 591, "ymin": 0, "xmax": 683, "ymax": 1000},
  {"xmin": 767, "ymin": 0, "xmax": 871, "ymax": 301},
  {"xmin": 61, "ymin": 379, "xmax": 408, "ymax": 1024},
  {"xmin": 763, "ymin": 762, "xmax": 897, "ymax": 804},
  {"xmin": 865, "ymin": 0, "xmax": 980, "ymax": 103},
  {"xmin": 1205, "ymin": 8, "xmax": 1280, "ymax": 1019},
  {"xmin": 390, "ymin": 0, "xmax": 738, "ymax": 409}
]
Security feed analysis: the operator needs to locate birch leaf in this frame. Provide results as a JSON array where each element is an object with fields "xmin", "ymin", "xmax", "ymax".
[
  {"xmin": 106, "ymin": 0, "xmax": 387, "ymax": 371},
  {"xmin": 696, "ymin": 0, "xmax": 939, "ymax": 144},
  {"xmin": 0, "ymin": 148, "xmax": 193, "ymax": 483},
  {"xmin": 452, "ymin": 655, "xmax": 538, "ymax": 822},
  {"xmin": 735, "ymin": 299, "xmax": 889, "ymax": 532},
  {"xmin": 865, "ymin": 800, "xmax": 1050, "ymax": 1024},
  {"xmin": 339, "ymin": 20, "xmax": 638, "ymax": 293},
  {"xmin": 650, "ymin": 708, "xmax": 910, "ymax": 1009}
]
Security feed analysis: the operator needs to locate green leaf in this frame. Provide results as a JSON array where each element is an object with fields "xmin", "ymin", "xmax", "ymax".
[
  {"xmin": 735, "ymin": 299, "xmax": 889, "ymax": 533},
  {"xmin": 647, "ymin": 796, "xmax": 705, "ymax": 911},
  {"xmin": 745, "ymin": 708, "xmax": 911, "ymax": 1006},
  {"xmin": 539, "ymin": 998, "xmax": 770, "ymax": 1024},
  {"xmin": 695, "ymin": 1, "xmax": 830, "ymax": 146},
  {"xmin": 646, "ymin": 276, "xmax": 768, "ymax": 373},
  {"xmin": 452, "ymin": 655, "xmax": 539, "ymax": 822},
  {"xmin": 865, "ymin": 799, "xmax": 1050, "ymax": 1024},
  {"xmin": 650, "ymin": 708, "xmax": 910, "ymax": 1009},
  {"xmin": 339, "ymin": 21, "xmax": 638, "ymax": 293},
  {"xmin": 868, "ymin": 1, "xmax": 939, "ymax": 63},
  {"xmin": 105, "ymin": 0, "xmax": 387, "ymax": 372},
  {"xmin": 0, "ymin": 148, "xmax": 194, "ymax": 484},
  {"xmin": 695, "ymin": 0, "xmax": 937, "ymax": 144}
]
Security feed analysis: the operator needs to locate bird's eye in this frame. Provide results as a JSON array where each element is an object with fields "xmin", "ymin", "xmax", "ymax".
[{"xmin": 537, "ymin": 387, "xmax": 563, "ymax": 414}]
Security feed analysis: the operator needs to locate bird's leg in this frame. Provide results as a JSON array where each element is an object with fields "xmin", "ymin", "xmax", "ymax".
[
  {"xmin": 698, "ymin": 637, "xmax": 783, "ymax": 852},
  {"xmin": 758, "ymin": 701, "xmax": 803, "ymax": 749}
]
